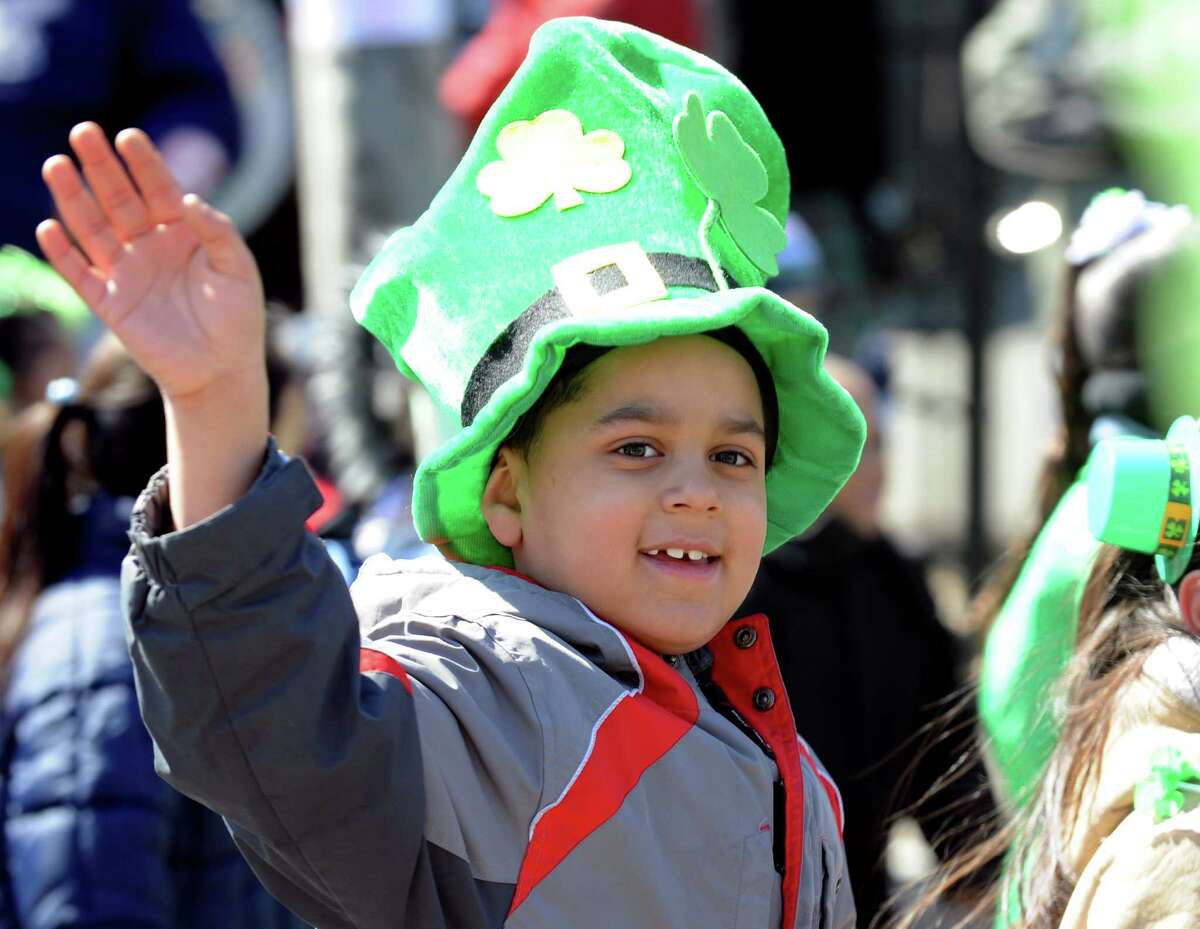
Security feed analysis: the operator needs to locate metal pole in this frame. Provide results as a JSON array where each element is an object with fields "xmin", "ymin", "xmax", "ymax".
[{"xmin": 963, "ymin": 0, "xmax": 993, "ymax": 589}]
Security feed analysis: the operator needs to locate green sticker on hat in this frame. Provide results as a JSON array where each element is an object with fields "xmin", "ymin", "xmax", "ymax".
[
  {"xmin": 476, "ymin": 109, "xmax": 632, "ymax": 217},
  {"xmin": 672, "ymin": 91, "xmax": 787, "ymax": 277}
]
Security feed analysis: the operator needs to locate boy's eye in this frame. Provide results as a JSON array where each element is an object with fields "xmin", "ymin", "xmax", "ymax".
[
  {"xmin": 616, "ymin": 442, "xmax": 660, "ymax": 458},
  {"xmin": 712, "ymin": 449, "xmax": 753, "ymax": 467}
]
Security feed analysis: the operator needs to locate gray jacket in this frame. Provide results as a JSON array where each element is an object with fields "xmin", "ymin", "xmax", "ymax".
[{"xmin": 122, "ymin": 445, "xmax": 855, "ymax": 929}]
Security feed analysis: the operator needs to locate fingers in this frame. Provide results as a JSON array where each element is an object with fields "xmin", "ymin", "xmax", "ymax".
[
  {"xmin": 36, "ymin": 219, "xmax": 110, "ymax": 312},
  {"xmin": 42, "ymin": 153, "xmax": 123, "ymax": 271},
  {"xmin": 181, "ymin": 194, "xmax": 250, "ymax": 278},
  {"xmin": 70, "ymin": 122, "xmax": 153, "ymax": 240},
  {"xmin": 115, "ymin": 128, "xmax": 185, "ymax": 225}
]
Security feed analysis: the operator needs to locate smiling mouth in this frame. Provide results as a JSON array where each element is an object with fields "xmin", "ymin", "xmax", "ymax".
[{"xmin": 641, "ymin": 548, "xmax": 720, "ymax": 567}]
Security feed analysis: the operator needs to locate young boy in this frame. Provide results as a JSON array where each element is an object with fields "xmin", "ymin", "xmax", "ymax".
[{"xmin": 37, "ymin": 18, "xmax": 865, "ymax": 929}]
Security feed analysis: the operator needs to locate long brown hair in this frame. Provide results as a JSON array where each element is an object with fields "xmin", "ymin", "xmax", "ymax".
[
  {"xmin": 0, "ymin": 337, "xmax": 164, "ymax": 677},
  {"xmin": 894, "ymin": 543, "xmax": 1193, "ymax": 928},
  {"xmin": 974, "ymin": 215, "xmax": 1200, "ymax": 633},
  {"xmin": 971, "ymin": 265, "xmax": 1090, "ymax": 633}
]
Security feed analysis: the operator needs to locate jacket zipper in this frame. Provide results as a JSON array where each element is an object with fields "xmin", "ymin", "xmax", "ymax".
[{"xmin": 698, "ymin": 677, "xmax": 788, "ymax": 875}]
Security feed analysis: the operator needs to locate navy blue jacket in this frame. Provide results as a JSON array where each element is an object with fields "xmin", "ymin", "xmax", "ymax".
[
  {"xmin": 0, "ymin": 0, "xmax": 240, "ymax": 254},
  {"xmin": 0, "ymin": 496, "xmax": 301, "ymax": 929}
]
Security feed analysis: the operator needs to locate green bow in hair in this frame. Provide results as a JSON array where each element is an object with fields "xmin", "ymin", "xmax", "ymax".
[{"xmin": 1134, "ymin": 746, "xmax": 1200, "ymax": 822}]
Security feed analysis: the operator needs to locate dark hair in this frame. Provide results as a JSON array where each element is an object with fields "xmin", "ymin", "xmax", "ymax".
[
  {"xmin": 0, "ymin": 310, "xmax": 70, "ymax": 409},
  {"xmin": 503, "ymin": 328, "xmax": 780, "ymax": 467},
  {"xmin": 0, "ymin": 337, "xmax": 165, "ymax": 678}
]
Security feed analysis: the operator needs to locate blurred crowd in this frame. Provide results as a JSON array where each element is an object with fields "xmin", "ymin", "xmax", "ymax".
[{"xmin": 3, "ymin": 1, "xmax": 1200, "ymax": 928}]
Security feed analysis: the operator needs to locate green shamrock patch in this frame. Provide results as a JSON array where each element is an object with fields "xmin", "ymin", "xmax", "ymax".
[
  {"xmin": 1164, "ymin": 519, "xmax": 1187, "ymax": 540},
  {"xmin": 1173, "ymin": 479, "xmax": 1190, "ymax": 499},
  {"xmin": 672, "ymin": 92, "xmax": 787, "ymax": 276}
]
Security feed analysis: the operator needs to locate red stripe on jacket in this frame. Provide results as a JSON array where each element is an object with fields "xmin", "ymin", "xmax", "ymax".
[
  {"xmin": 360, "ymin": 647, "xmax": 413, "ymax": 694},
  {"xmin": 708, "ymin": 613, "xmax": 807, "ymax": 929},
  {"xmin": 508, "ymin": 633, "xmax": 699, "ymax": 915},
  {"xmin": 796, "ymin": 734, "xmax": 844, "ymax": 836}
]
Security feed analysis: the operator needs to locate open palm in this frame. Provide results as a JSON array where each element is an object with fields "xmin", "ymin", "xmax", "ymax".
[{"xmin": 37, "ymin": 123, "xmax": 264, "ymax": 400}]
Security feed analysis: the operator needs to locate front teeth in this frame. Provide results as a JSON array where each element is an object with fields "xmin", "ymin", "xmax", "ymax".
[{"xmin": 647, "ymin": 548, "xmax": 708, "ymax": 561}]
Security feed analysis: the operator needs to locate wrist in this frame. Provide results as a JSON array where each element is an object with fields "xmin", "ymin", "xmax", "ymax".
[
  {"xmin": 163, "ymin": 365, "xmax": 271, "ymax": 529},
  {"xmin": 161, "ymin": 364, "xmax": 269, "ymax": 415}
]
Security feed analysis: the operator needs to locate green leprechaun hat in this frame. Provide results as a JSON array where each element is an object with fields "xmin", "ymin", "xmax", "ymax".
[
  {"xmin": 350, "ymin": 17, "xmax": 867, "ymax": 566},
  {"xmin": 1087, "ymin": 415, "xmax": 1200, "ymax": 584}
]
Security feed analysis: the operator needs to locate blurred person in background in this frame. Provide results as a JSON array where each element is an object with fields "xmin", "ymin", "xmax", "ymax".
[
  {"xmin": 975, "ymin": 190, "xmax": 1200, "ymax": 818},
  {"xmin": 262, "ymin": 301, "xmax": 435, "ymax": 584},
  {"xmin": 0, "ymin": 248, "xmax": 90, "ymax": 461},
  {"xmin": 740, "ymin": 355, "xmax": 993, "ymax": 928},
  {"xmin": 0, "ymin": 311, "xmax": 71, "ymax": 422},
  {"xmin": 0, "ymin": 336, "xmax": 304, "ymax": 929},
  {"xmin": 885, "ymin": 190, "xmax": 1200, "ymax": 929},
  {"xmin": 898, "ymin": 425, "xmax": 1200, "ymax": 928},
  {"xmin": 0, "ymin": 0, "xmax": 239, "ymax": 255},
  {"xmin": 438, "ymin": 0, "xmax": 709, "ymax": 133},
  {"xmin": 287, "ymin": 0, "xmax": 460, "ymax": 549},
  {"xmin": 303, "ymin": 249, "xmax": 437, "ymax": 580}
]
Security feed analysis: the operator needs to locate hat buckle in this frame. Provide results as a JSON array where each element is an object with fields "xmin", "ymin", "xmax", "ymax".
[{"xmin": 551, "ymin": 242, "xmax": 669, "ymax": 317}]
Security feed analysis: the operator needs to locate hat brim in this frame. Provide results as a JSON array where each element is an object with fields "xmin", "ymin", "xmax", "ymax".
[
  {"xmin": 1156, "ymin": 415, "xmax": 1200, "ymax": 584},
  {"xmin": 410, "ymin": 286, "xmax": 867, "ymax": 567}
]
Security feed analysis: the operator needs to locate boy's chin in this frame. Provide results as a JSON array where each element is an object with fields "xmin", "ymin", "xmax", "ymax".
[{"xmin": 610, "ymin": 612, "xmax": 731, "ymax": 656}]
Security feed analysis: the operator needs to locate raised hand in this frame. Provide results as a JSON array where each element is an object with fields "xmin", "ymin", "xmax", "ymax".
[
  {"xmin": 37, "ymin": 122, "xmax": 264, "ymax": 401},
  {"xmin": 38, "ymin": 123, "xmax": 270, "ymax": 528}
]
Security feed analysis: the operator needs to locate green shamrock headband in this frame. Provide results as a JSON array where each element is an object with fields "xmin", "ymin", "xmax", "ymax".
[{"xmin": 1087, "ymin": 415, "xmax": 1200, "ymax": 584}]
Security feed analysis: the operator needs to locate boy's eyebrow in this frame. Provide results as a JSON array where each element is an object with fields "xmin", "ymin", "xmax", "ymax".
[
  {"xmin": 719, "ymin": 415, "xmax": 767, "ymax": 440},
  {"xmin": 591, "ymin": 403, "xmax": 766, "ymax": 439},
  {"xmin": 591, "ymin": 402, "xmax": 678, "ymax": 429}
]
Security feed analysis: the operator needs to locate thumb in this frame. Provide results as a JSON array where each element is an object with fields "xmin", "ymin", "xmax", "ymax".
[{"xmin": 181, "ymin": 193, "xmax": 251, "ymax": 278}]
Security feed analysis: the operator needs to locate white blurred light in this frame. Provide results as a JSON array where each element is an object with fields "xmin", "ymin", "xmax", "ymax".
[{"xmin": 994, "ymin": 201, "xmax": 1063, "ymax": 255}]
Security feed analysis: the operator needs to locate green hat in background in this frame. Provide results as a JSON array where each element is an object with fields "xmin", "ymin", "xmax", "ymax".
[
  {"xmin": 0, "ymin": 246, "xmax": 89, "ymax": 402},
  {"xmin": 1087, "ymin": 415, "xmax": 1200, "ymax": 584},
  {"xmin": 0, "ymin": 245, "xmax": 90, "ymax": 330},
  {"xmin": 351, "ymin": 17, "xmax": 867, "ymax": 566}
]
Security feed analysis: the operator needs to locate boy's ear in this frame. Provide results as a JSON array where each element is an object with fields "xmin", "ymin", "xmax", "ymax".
[
  {"xmin": 482, "ymin": 446, "xmax": 524, "ymax": 549},
  {"xmin": 1178, "ymin": 570, "xmax": 1200, "ymax": 634}
]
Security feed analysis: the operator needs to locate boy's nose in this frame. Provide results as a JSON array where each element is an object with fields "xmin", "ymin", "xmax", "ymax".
[{"xmin": 660, "ymin": 464, "xmax": 721, "ymax": 513}]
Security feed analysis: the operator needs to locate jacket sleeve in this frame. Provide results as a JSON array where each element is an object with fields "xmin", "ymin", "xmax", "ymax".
[
  {"xmin": 122, "ymin": 443, "xmax": 526, "ymax": 929},
  {"xmin": 2, "ymin": 579, "xmax": 184, "ymax": 928}
]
